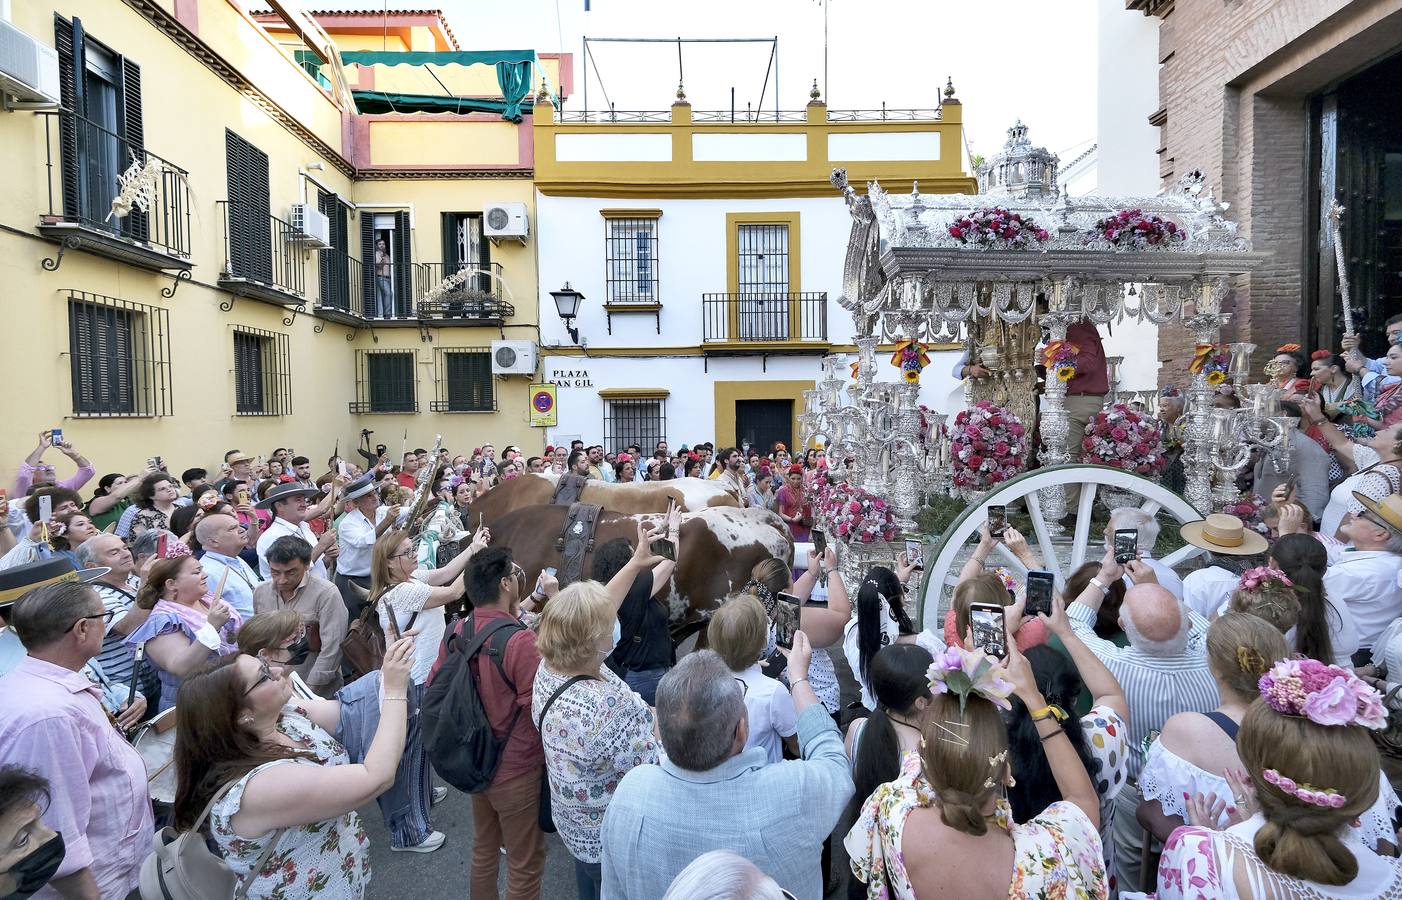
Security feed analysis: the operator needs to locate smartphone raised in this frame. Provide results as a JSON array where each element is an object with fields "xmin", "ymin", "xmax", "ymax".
[
  {"xmin": 811, "ymin": 529, "xmax": 827, "ymax": 557},
  {"xmin": 1025, "ymin": 570, "xmax": 1055, "ymax": 617},
  {"xmin": 904, "ymin": 539, "xmax": 924, "ymax": 571},
  {"xmin": 969, "ymin": 602, "xmax": 1008, "ymax": 660},
  {"xmin": 1113, "ymin": 528, "xmax": 1139, "ymax": 565},
  {"xmin": 50, "ymin": 427, "xmax": 63, "ymax": 445},
  {"xmin": 649, "ymin": 498, "xmax": 677, "ymax": 560},
  {"xmin": 535, "ymin": 566, "xmax": 558, "ymax": 595},
  {"xmin": 988, "ymin": 504, "xmax": 1008, "ymax": 537},
  {"xmin": 772, "ymin": 591, "xmax": 802, "ymax": 650}
]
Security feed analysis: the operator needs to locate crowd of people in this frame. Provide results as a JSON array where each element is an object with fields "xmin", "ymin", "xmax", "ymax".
[{"xmin": 3, "ymin": 320, "xmax": 1402, "ymax": 899}]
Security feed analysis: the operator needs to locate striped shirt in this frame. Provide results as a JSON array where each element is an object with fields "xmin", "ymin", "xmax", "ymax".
[
  {"xmin": 1067, "ymin": 601, "xmax": 1219, "ymax": 780},
  {"xmin": 93, "ymin": 578, "xmax": 142, "ymax": 684}
]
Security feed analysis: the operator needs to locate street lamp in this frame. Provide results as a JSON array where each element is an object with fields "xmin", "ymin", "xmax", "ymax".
[{"xmin": 550, "ymin": 282, "xmax": 585, "ymax": 344}]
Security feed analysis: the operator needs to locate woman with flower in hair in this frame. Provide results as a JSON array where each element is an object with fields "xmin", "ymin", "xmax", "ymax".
[
  {"xmin": 1269, "ymin": 534, "xmax": 1357, "ymax": 667},
  {"xmin": 126, "ymin": 541, "xmax": 242, "ymax": 711},
  {"xmin": 1147, "ymin": 657, "xmax": 1402, "ymax": 898},
  {"xmin": 1265, "ymin": 344, "xmax": 1307, "ymax": 392},
  {"xmin": 741, "ymin": 551, "xmax": 849, "ymax": 714},
  {"xmin": 846, "ymin": 642, "xmax": 1107, "ymax": 898},
  {"xmin": 774, "ymin": 465, "xmax": 812, "ymax": 542},
  {"xmin": 1223, "ymin": 566, "xmax": 1302, "ymax": 636}
]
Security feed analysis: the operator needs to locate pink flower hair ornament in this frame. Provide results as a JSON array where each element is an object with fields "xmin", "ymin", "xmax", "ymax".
[
  {"xmin": 1257, "ymin": 657, "xmax": 1387, "ymax": 730},
  {"xmin": 1237, "ymin": 565, "xmax": 1293, "ymax": 593},
  {"xmin": 927, "ymin": 646, "xmax": 1014, "ymax": 714},
  {"xmin": 1261, "ymin": 768, "xmax": 1349, "ymax": 809}
]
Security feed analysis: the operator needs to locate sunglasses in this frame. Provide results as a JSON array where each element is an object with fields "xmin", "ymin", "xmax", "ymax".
[
  {"xmin": 66, "ymin": 608, "xmax": 117, "ymax": 632},
  {"xmin": 243, "ymin": 658, "xmax": 275, "ymax": 696}
]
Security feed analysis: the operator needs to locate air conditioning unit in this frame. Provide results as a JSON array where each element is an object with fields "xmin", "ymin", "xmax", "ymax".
[
  {"xmin": 491, "ymin": 340, "xmax": 537, "ymax": 376},
  {"xmin": 484, "ymin": 202, "xmax": 529, "ymax": 243},
  {"xmin": 0, "ymin": 20, "xmax": 60, "ymax": 107},
  {"xmin": 288, "ymin": 203, "xmax": 331, "ymax": 249}
]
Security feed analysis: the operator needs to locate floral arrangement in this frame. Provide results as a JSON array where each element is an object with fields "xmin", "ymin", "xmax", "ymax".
[
  {"xmin": 927, "ymin": 645, "xmax": 1014, "ymax": 712},
  {"xmin": 1081, "ymin": 403, "xmax": 1167, "ymax": 476},
  {"xmin": 950, "ymin": 401, "xmax": 1027, "ymax": 490},
  {"xmin": 1238, "ymin": 566, "xmax": 1293, "ymax": 592},
  {"xmin": 1092, "ymin": 208, "xmax": 1185, "ymax": 250},
  {"xmin": 891, "ymin": 340, "xmax": 931, "ymax": 383},
  {"xmin": 989, "ymin": 566, "xmax": 1019, "ymax": 594},
  {"xmin": 1261, "ymin": 769, "xmax": 1348, "ymax": 809},
  {"xmin": 1042, "ymin": 340, "xmax": 1080, "ymax": 383},
  {"xmin": 1189, "ymin": 343, "xmax": 1230, "ymax": 386},
  {"xmin": 1224, "ymin": 491, "xmax": 1270, "ymax": 535},
  {"xmin": 1258, "ymin": 657, "xmax": 1386, "ymax": 730},
  {"xmin": 948, "ymin": 207, "xmax": 1049, "ymax": 249},
  {"xmin": 815, "ymin": 482, "xmax": 897, "ymax": 544}
]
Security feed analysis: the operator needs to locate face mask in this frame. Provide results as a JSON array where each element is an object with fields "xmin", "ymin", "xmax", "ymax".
[
  {"xmin": 2, "ymin": 832, "xmax": 65, "ymax": 900},
  {"xmin": 283, "ymin": 635, "xmax": 310, "ymax": 667},
  {"xmin": 611, "ymin": 618, "xmax": 622, "ymax": 648}
]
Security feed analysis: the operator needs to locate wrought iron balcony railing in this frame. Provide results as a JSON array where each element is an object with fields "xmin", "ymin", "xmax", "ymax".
[
  {"xmin": 39, "ymin": 109, "xmax": 193, "ymax": 267},
  {"xmin": 315, "ymin": 247, "xmax": 363, "ymax": 318},
  {"xmin": 413, "ymin": 262, "xmax": 514, "ymax": 322},
  {"xmin": 701, "ymin": 292, "xmax": 828, "ymax": 345},
  {"xmin": 217, "ymin": 200, "xmax": 306, "ymax": 303}
]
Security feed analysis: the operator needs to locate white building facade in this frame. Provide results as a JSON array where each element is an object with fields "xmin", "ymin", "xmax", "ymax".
[{"xmin": 529, "ymin": 91, "xmax": 975, "ymax": 454}]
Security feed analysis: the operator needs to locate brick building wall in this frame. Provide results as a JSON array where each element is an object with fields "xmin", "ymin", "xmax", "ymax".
[{"xmin": 1131, "ymin": 0, "xmax": 1402, "ymax": 384}]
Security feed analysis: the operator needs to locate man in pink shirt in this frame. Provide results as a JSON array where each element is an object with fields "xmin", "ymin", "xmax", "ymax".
[
  {"xmin": 0, "ymin": 569, "xmax": 153, "ymax": 900},
  {"xmin": 12, "ymin": 431, "xmax": 95, "ymax": 498}
]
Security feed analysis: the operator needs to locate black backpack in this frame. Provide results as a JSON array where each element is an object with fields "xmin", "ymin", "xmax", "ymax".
[{"xmin": 421, "ymin": 612, "xmax": 525, "ymax": 793}]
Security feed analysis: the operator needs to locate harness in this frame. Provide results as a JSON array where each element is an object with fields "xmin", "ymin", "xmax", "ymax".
[
  {"xmin": 549, "ymin": 475, "xmax": 602, "ymax": 587},
  {"xmin": 550, "ymin": 473, "xmax": 589, "ymax": 506}
]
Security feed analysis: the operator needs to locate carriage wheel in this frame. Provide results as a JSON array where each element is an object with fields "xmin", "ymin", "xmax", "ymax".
[{"xmin": 917, "ymin": 464, "xmax": 1206, "ymax": 630}]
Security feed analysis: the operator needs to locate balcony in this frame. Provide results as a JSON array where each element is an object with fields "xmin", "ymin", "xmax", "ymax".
[
  {"xmin": 314, "ymin": 247, "xmax": 364, "ymax": 324},
  {"xmin": 701, "ymin": 292, "xmax": 828, "ymax": 352},
  {"xmin": 413, "ymin": 263, "xmax": 514, "ymax": 324},
  {"xmin": 39, "ymin": 110, "xmax": 193, "ymax": 277},
  {"xmin": 217, "ymin": 201, "xmax": 307, "ymax": 309}
]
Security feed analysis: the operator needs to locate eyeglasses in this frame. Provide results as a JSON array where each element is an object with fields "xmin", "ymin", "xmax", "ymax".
[
  {"xmin": 244, "ymin": 658, "xmax": 275, "ymax": 696},
  {"xmin": 65, "ymin": 608, "xmax": 117, "ymax": 632},
  {"xmin": 511, "ymin": 563, "xmax": 526, "ymax": 580},
  {"xmin": 389, "ymin": 549, "xmax": 416, "ymax": 561}
]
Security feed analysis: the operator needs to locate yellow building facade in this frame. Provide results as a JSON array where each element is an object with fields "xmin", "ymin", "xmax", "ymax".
[{"xmin": 0, "ymin": 2, "xmax": 561, "ymax": 476}]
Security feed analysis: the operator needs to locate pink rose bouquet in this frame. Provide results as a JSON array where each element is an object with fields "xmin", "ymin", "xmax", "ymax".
[
  {"xmin": 948, "ymin": 207, "xmax": 1050, "ymax": 250},
  {"xmin": 814, "ymin": 481, "xmax": 896, "ymax": 545},
  {"xmin": 950, "ymin": 401, "xmax": 1027, "ymax": 491},
  {"xmin": 1225, "ymin": 491, "xmax": 1270, "ymax": 536},
  {"xmin": 1093, "ymin": 208, "xmax": 1186, "ymax": 250},
  {"xmin": 1082, "ymin": 403, "xmax": 1167, "ymax": 476}
]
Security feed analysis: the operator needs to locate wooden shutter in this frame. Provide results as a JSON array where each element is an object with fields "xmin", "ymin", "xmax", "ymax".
[
  {"xmin": 54, "ymin": 15, "xmax": 84, "ymax": 220},
  {"xmin": 441, "ymin": 213, "xmax": 459, "ymax": 270},
  {"xmin": 368, "ymin": 352, "xmax": 415, "ymax": 412},
  {"xmin": 234, "ymin": 332, "xmax": 265, "ymax": 413},
  {"xmin": 70, "ymin": 301, "xmax": 135, "ymax": 414},
  {"xmin": 69, "ymin": 302, "xmax": 94, "ymax": 411},
  {"xmin": 392, "ymin": 211, "xmax": 412, "ymax": 317},
  {"xmin": 225, "ymin": 130, "xmax": 272, "ymax": 283},
  {"xmin": 359, "ymin": 215, "xmax": 375, "ymax": 316},
  {"xmin": 446, "ymin": 351, "xmax": 493, "ymax": 411},
  {"xmin": 318, "ymin": 190, "xmax": 349, "ymax": 310},
  {"xmin": 118, "ymin": 57, "xmax": 148, "ymax": 241},
  {"xmin": 109, "ymin": 310, "xmax": 134, "ymax": 413}
]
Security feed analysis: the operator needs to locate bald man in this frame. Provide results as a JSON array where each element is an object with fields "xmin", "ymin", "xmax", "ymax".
[
  {"xmin": 1061, "ymin": 555, "xmax": 1220, "ymax": 892},
  {"xmin": 197, "ymin": 513, "xmax": 262, "ymax": 620}
]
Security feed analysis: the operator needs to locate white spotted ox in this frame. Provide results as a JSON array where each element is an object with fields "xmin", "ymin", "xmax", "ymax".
[
  {"xmin": 470, "ymin": 473, "xmax": 739, "ymax": 529},
  {"xmin": 486, "ymin": 505, "xmax": 792, "ymax": 622}
]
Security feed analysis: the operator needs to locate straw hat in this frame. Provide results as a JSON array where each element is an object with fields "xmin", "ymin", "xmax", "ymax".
[
  {"xmin": 1351, "ymin": 491, "xmax": 1402, "ymax": 535},
  {"xmin": 0, "ymin": 558, "xmax": 109, "ymax": 608},
  {"xmin": 1178, "ymin": 513, "xmax": 1269, "ymax": 556}
]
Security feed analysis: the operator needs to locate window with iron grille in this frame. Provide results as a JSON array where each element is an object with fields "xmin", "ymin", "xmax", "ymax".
[
  {"xmin": 67, "ymin": 291, "xmax": 171, "ymax": 417},
  {"xmin": 604, "ymin": 216, "xmax": 660, "ymax": 304},
  {"xmin": 432, "ymin": 348, "xmax": 494, "ymax": 412},
  {"xmin": 351, "ymin": 350, "xmax": 417, "ymax": 414},
  {"xmin": 233, "ymin": 327, "xmax": 291, "ymax": 416},
  {"xmin": 603, "ymin": 397, "xmax": 666, "ymax": 455}
]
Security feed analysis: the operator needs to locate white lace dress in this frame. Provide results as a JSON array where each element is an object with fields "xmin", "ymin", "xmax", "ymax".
[{"xmin": 1139, "ymin": 740, "xmax": 1400, "ymax": 851}]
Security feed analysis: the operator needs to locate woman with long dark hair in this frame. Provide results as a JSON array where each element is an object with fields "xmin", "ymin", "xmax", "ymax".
[
  {"xmin": 841, "ymin": 562, "xmax": 917, "ymax": 709},
  {"xmin": 1270, "ymin": 533, "xmax": 1354, "ymax": 666}
]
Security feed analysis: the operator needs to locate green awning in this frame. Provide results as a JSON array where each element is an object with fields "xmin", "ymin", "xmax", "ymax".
[
  {"xmin": 339, "ymin": 50, "xmax": 537, "ymax": 67},
  {"xmin": 351, "ymin": 91, "xmax": 508, "ymax": 116}
]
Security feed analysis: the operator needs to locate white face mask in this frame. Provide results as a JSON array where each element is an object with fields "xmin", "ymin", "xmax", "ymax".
[{"xmin": 612, "ymin": 618, "xmax": 622, "ymax": 647}]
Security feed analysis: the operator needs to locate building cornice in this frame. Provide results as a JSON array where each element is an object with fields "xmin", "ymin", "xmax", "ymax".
[
  {"xmin": 121, "ymin": 0, "xmax": 356, "ymax": 177},
  {"xmin": 354, "ymin": 168, "xmax": 534, "ymax": 180}
]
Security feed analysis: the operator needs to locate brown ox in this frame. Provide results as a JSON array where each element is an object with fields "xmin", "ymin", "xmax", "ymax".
[
  {"xmin": 470, "ymin": 473, "xmax": 739, "ymax": 529},
  {"xmin": 488, "ymin": 505, "xmax": 792, "ymax": 622}
]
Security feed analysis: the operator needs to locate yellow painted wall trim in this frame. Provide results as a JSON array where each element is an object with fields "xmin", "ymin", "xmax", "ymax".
[
  {"xmin": 538, "ymin": 342, "xmax": 961, "ymax": 358},
  {"xmin": 536, "ymin": 178, "xmax": 977, "ymax": 199},
  {"xmin": 714, "ymin": 380, "xmax": 815, "ymax": 450},
  {"xmin": 600, "ymin": 208, "xmax": 663, "ymax": 219},
  {"xmin": 597, "ymin": 388, "xmax": 670, "ymax": 399}
]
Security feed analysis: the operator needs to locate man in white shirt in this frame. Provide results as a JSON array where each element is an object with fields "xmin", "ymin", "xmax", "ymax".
[
  {"xmin": 195, "ymin": 513, "xmax": 262, "ymax": 619},
  {"xmin": 335, "ymin": 473, "xmax": 398, "ymax": 619},
  {"xmin": 1104, "ymin": 508, "xmax": 1183, "ymax": 600},
  {"xmin": 1329, "ymin": 491, "xmax": 1402, "ymax": 664},
  {"xmin": 254, "ymin": 484, "xmax": 332, "ymax": 580},
  {"xmin": 1177, "ymin": 514, "xmax": 1270, "ymax": 619}
]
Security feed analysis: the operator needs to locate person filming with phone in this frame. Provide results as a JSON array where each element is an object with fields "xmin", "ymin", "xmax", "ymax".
[{"xmin": 592, "ymin": 509, "xmax": 681, "ymax": 705}]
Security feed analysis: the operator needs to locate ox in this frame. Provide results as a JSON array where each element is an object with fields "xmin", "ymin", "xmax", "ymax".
[
  {"xmin": 470, "ymin": 473, "xmax": 739, "ymax": 529},
  {"xmin": 487, "ymin": 505, "xmax": 792, "ymax": 622}
]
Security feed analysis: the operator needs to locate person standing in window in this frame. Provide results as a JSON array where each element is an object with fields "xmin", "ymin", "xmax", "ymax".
[{"xmin": 375, "ymin": 237, "xmax": 393, "ymax": 319}]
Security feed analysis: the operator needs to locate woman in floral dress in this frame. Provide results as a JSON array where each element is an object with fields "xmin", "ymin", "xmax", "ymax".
[
  {"xmin": 1139, "ymin": 657, "xmax": 1402, "ymax": 899},
  {"xmin": 170, "ymin": 636, "xmax": 417, "ymax": 899},
  {"xmin": 846, "ymin": 643, "xmax": 1108, "ymax": 899}
]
